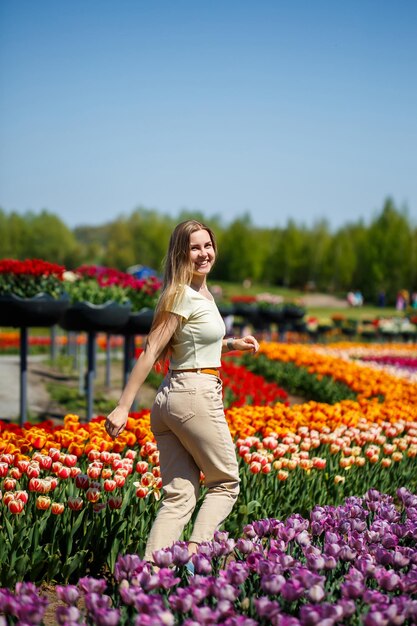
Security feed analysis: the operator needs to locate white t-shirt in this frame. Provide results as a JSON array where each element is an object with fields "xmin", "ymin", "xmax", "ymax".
[{"xmin": 168, "ymin": 285, "xmax": 226, "ymax": 369}]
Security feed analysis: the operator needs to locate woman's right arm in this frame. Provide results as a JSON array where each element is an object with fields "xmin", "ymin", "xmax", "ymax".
[{"xmin": 105, "ymin": 313, "xmax": 180, "ymax": 438}]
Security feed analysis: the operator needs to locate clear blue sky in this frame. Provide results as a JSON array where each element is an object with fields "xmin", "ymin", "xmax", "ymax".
[{"xmin": 1, "ymin": 0, "xmax": 416, "ymax": 231}]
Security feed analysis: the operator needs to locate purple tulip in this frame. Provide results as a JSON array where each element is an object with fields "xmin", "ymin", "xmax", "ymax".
[
  {"xmin": 276, "ymin": 553, "xmax": 296, "ymax": 570},
  {"xmin": 306, "ymin": 584, "xmax": 325, "ymax": 603},
  {"xmin": 224, "ymin": 560, "xmax": 250, "ymax": 585},
  {"xmin": 341, "ymin": 579, "xmax": 365, "ymax": 599},
  {"xmin": 56, "ymin": 604, "xmax": 81, "ymax": 624},
  {"xmin": 260, "ymin": 573, "xmax": 285, "ymax": 594},
  {"xmin": 299, "ymin": 605, "xmax": 334, "ymax": 626},
  {"xmin": 392, "ymin": 549, "xmax": 410, "ymax": 570},
  {"xmin": 324, "ymin": 542, "xmax": 341, "ymax": 558},
  {"xmin": 191, "ymin": 605, "xmax": 221, "ymax": 624},
  {"xmin": 152, "ymin": 548, "xmax": 174, "ymax": 568},
  {"xmin": 0, "ymin": 590, "xmax": 18, "ymax": 614},
  {"xmin": 375, "ymin": 547, "xmax": 393, "ymax": 567},
  {"xmin": 171, "ymin": 542, "xmax": 191, "ymax": 566},
  {"xmin": 338, "ymin": 546, "xmax": 357, "ymax": 562},
  {"xmin": 295, "ymin": 530, "xmax": 311, "ymax": 547},
  {"xmin": 113, "ymin": 554, "xmax": 149, "ymax": 582},
  {"xmin": 223, "ymin": 617, "xmax": 258, "ymax": 626},
  {"xmin": 12, "ymin": 585, "xmax": 48, "ymax": 625},
  {"xmin": 168, "ymin": 587, "xmax": 195, "ymax": 613},
  {"xmin": 277, "ymin": 615, "xmax": 301, "ymax": 626},
  {"xmin": 280, "ymin": 579, "xmax": 304, "ymax": 602},
  {"xmin": 402, "ymin": 569, "xmax": 417, "ymax": 594},
  {"xmin": 381, "ymin": 533, "xmax": 399, "ymax": 550},
  {"xmin": 253, "ymin": 519, "xmax": 272, "ymax": 537},
  {"xmin": 118, "ymin": 580, "xmax": 142, "ymax": 606},
  {"xmin": 235, "ymin": 538, "xmax": 256, "ymax": 554},
  {"xmin": 90, "ymin": 607, "xmax": 121, "ymax": 626},
  {"xmin": 212, "ymin": 580, "xmax": 239, "ymax": 602},
  {"xmin": 306, "ymin": 554, "xmax": 325, "ymax": 571},
  {"xmin": 84, "ymin": 592, "xmax": 112, "ymax": 613},
  {"xmin": 254, "ymin": 596, "xmax": 281, "ymax": 619},
  {"xmin": 55, "ymin": 584, "xmax": 80, "ymax": 605},
  {"xmin": 363, "ymin": 610, "xmax": 390, "ymax": 626},
  {"xmin": 190, "ymin": 554, "xmax": 212, "ymax": 575},
  {"xmin": 374, "ymin": 567, "xmax": 402, "ymax": 592},
  {"xmin": 216, "ymin": 599, "xmax": 235, "ymax": 619},
  {"xmin": 78, "ymin": 576, "xmax": 108, "ymax": 595},
  {"xmin": 323, "ymin": 555, "xmax": 337, "ymax": 570},
  {"xmin": 354, "ymin": 556, "xmax": 376, "ymax": 577},
  {"xmin": 310, "ymin": 521, "xmax": 325, "ymax": 536}
]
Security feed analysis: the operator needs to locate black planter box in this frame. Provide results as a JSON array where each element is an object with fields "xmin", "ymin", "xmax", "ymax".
[
  {"xmin": 59, "ymin": 301, "xmax": 131, "ymax": 333},
  {"xmin": 0, "ymin": 293, "xmax": 69, "ymax": 328},
  {"xmin": 121, "ymin": 308, "xmax": 154, "ymax": 335}
]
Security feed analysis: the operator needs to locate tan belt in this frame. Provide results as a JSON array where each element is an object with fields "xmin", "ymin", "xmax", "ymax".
[{"xmin": 171, "ymin": 368, "xmax": 220, "ymax": 377}]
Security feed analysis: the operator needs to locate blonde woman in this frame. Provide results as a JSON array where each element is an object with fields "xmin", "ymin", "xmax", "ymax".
[{"xmin": 105, "ymin": 219, "xmax": 259, "ymax": 561}]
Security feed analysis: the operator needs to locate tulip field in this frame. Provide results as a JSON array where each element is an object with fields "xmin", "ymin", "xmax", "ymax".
[{"xmin": 1, "ymin": 341, "xmax": 417, "ymax": 625}]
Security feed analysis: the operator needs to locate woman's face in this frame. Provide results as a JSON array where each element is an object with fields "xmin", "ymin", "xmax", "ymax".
[{"xmin": 189, "ymin": 229, "xmax": 215, "ymax": 278}]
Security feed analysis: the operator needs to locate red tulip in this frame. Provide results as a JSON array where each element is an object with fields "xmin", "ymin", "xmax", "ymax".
[
  {"xmin": 15, "ymin": 490, "xmax": 29, "ymax": 503},
  {"xmin": 108, "ymin": 495, "xmax": 123, "ymax": 510},
  {"xmin": 86, "ymin": 487, "xmax": 101, "ymax": 503},
  {"xmin": 51, "ymin": 502, "xmax": 65, "ymax": 515},
  {"xmin": 68, "ymin": 496, "xmax": 84, "ymax": 511},
  {"xmin": 103, "ymin": 479, "xmax": 117, "ymax": 492},
  {"xmin": 0, "ymin": 462, "xmax": 9, "ymax": 477},
  {"xmin": 63, "ymin": 454, "xmax": 78, "ymax": 468},
  {"xmin": 88, "ymin": 450, "xmax": 101, "ymax": 462},
  {"xmin": 75, "ymin": 474, "xmax": 90, "ymax": 490},
  {"xmin": 16, "ymin": 460, "xmax": 29, "ymax": 473},
  {"xmin": 92, "ymin": 502, "xmax": 106, "ymax": 513},
  {"xmin": 2, "ymin": 491, "xmax": 15, "ymax": 506},
  {"xmin": 28, "ymin": 477, "xmax": 43, "ymax": 492},
  {"xmin": 3, "ymin": 478, "xmax": 16, "ymax": 491},
  {"xmin": 8, "ymin": 498, "xmax": 24, "ymax": 514},
  {"xmin": 57, "ymin": 466, "xmax": 71, "ymax": 479}
]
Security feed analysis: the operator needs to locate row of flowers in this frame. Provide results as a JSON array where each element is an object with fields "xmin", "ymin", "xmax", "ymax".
[
  {"xmin": 0, "ymin": 330, "xmax": 136, "ymax": 352},
  {"xmin": 1, "ymin": 488, "xmax": 417, "ymax": 625},
  {"xmin": 0, "ymin": 343, "xmax": 416, "ymax": 594},
  {"xmin": 255, "ymin": 342, "xmax": 417, "ymax": 404},
  {"xmin": 0, "ymin": 259, "xmax": 162, "ymax": 311}
]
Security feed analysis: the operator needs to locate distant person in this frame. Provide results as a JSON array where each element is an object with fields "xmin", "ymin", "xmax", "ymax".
[
  {"xmin": 347, "ymin": 291, "xmax": 356, "ymax": 307},
  {"xmin": 396, "ymin": 291, "xmax": 406, "ymax": 311},
  {"xmin": 105, "ymin": 219, "xmax": 259, "ymax": 564},
  {"xmin": 377, "ymin": 291, "xmax": 386, "ymax": 307}
]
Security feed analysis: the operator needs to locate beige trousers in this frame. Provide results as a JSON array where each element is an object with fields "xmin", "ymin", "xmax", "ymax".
[{"xmin": 144, "ymin": 370, "xmax": 240, "ymax": 561}]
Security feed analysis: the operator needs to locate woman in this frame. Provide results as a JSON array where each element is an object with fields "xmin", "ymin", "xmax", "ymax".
[{"xmin": 105, "ymin": 219, "xmax": 259, "ymax": 561}]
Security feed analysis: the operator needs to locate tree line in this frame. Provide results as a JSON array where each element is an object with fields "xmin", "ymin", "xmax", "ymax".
[{"xmin": 0, "ymin": 198, "xmax": 415, "ymax": 304}]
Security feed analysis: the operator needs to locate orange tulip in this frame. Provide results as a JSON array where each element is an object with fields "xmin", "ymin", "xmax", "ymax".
[{"xmin": 36, "ymin": 495, "xmax": 51, "ymax": 510}]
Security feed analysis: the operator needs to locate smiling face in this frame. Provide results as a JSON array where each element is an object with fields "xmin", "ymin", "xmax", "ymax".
[{"xmin": 189, "ymin": 229, "xmax": 216, "ymax": 280}]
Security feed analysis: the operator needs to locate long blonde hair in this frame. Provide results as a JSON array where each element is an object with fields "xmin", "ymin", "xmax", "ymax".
[{"xmin": 150, "ymin": 219, "xmax": 217, "ymax": 362}]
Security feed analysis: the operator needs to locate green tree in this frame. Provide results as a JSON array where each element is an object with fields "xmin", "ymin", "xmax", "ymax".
[
  {"xmin": 358, "ymin": 199, "xmax": 411, "ymax": 303},
  {"xmin": 216, "ymin": 214, "xmax": 265, "ymax": 283},
  {"xmin": 25, "ymin": 211, "xmax": 81, "ymax": 266}
]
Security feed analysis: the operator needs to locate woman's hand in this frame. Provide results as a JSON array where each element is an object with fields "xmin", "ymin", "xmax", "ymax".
[
  {"xmin": 105, "ymin": 406, "xmax": 129, "ymax": 439},
  {"xmin": 234, "ymin": 335, "xmax": 259, "ymax": 353}
]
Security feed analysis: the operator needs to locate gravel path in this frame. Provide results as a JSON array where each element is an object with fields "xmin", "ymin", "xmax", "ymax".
[{"xmin": 0, "ymin": 354, "xmax": 52, "ymax": 421}]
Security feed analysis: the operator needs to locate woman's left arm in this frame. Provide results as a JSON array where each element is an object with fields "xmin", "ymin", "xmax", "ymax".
[{"xmin": 222, "ymin": 335, "xmax": 259, "ymax": 354}]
